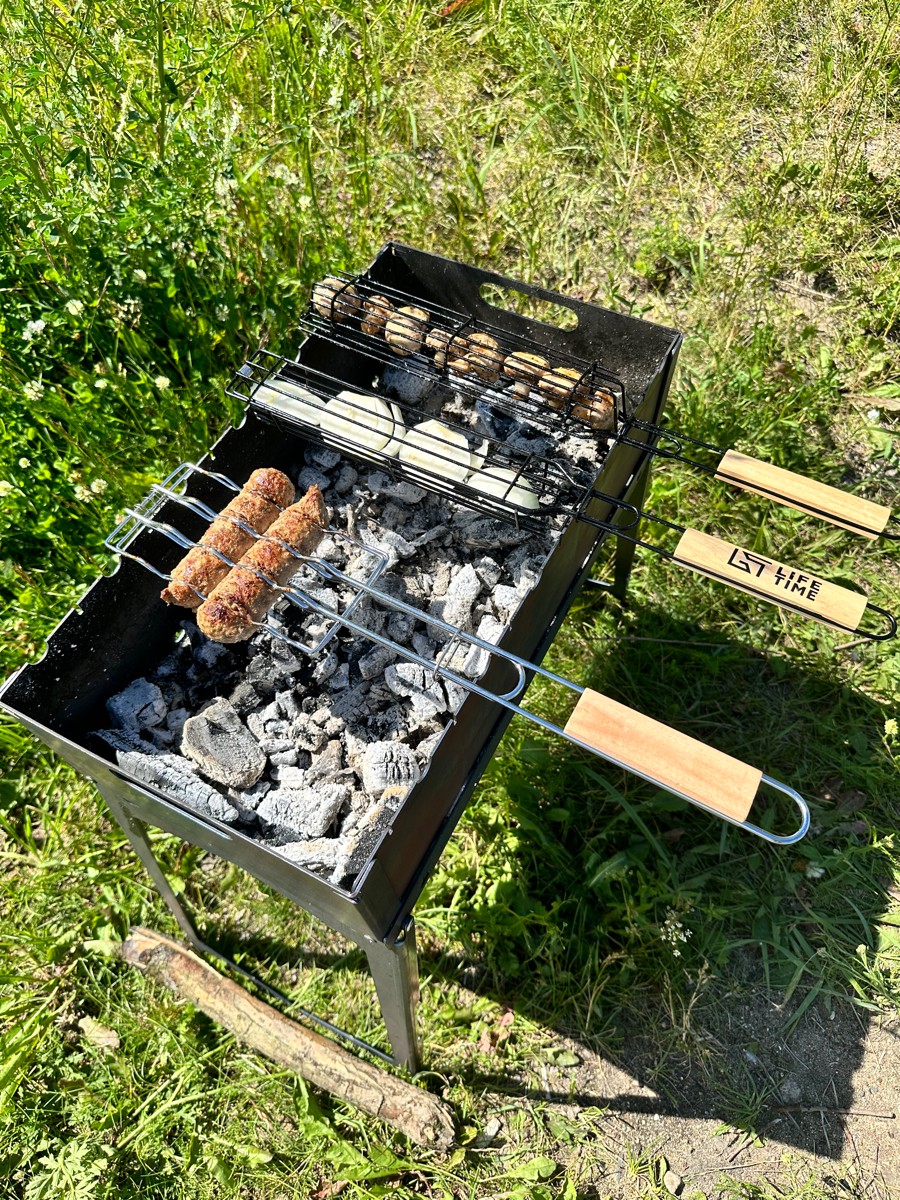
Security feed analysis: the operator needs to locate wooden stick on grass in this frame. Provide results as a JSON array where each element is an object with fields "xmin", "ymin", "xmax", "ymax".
[{"xmin": 120, "ymin": 926, "xmax": 456, "ymax": 1150}]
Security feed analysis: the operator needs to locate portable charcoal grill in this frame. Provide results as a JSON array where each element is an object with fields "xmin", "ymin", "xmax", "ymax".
[{"xmin": 2, "ymin": 243, "xmax": 896, "ymax": 1072}]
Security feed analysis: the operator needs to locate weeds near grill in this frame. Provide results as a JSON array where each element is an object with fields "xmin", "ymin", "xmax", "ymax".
[{"xmin": 1, "ymin": 0, "xmax": 899, "ymax": 1196}]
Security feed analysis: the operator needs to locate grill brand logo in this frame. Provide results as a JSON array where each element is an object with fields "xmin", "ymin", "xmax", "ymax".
[
  {"xmin": 726, "ymin": 547, "xmax": 823, "ymax": 602},
  {"xmin": 726, "ymin": 547, "xmax": 769, "ymax": 580}
]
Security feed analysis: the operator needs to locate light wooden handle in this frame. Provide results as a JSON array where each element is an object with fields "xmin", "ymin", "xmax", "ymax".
[
  {"xmin": 564, "ymin": 689, "xmax": 761, "ymax": 822},
  {"xmin": 715, "ymin": 450, "xmax": 891, "ymax": 540},
  {"xmin": 673, "ymin": 527, "xmax": 868, "ymax": 633}
]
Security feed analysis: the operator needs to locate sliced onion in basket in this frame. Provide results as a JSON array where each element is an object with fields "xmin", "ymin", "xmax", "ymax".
[
  {"xmin": 397, "ymin": 420, "xmax": 477, "ymax": 483},
  {"xmin": 466, "ymin": 464, "xmax": 540, "ymax": 509},
  {"xmin": 319, "ymin": 390, "xmax": 404, "ymax": 458},
  {"xmin": 252, "ymin": 377, "xmax": 327, "ymax": 427}
]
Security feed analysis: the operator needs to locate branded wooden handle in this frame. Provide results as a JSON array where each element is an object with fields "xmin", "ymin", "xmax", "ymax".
[
  {"xmin": 564, "ymin": 689, "xmax": 761, "ymax": 822},
  {"xmin": 673, "ymin": 527, "xmax": 868, "ymax": 632},
  {"xmin": 715, "ymin": 450, "xmax": 891, "ymax": 540}
]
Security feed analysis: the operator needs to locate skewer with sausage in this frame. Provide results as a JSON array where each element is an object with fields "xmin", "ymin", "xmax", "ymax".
[
  {"xmin": 160, "ymin": 467, "xmax": 295, "ymax": 609},
  {"xmin": 197, "ymin": 485, "xmax": 328, "ymax": 643}
]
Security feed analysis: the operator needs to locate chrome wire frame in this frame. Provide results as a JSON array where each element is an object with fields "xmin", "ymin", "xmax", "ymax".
[{"xmin": 105, "ymin": 463, "xmax": 812, "ymax": 846}]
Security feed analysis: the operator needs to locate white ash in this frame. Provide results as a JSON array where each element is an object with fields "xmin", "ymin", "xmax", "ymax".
[{"xmin": 97, "ymin": 422, "xmax": 569, "ymax": 889}]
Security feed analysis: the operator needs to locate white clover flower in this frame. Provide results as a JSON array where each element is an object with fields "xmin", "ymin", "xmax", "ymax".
[
  {"xmin": 805, "ymin": 863, "xmax": 825, "ymax": 880},
  {"xmin": 65, "ymin": 299, "xmax": 85, "ymax": 316},
  {"xmin": 885, "ymin": 717, "xmax": 898, "ymax": 738},
  {"xmin": 90, "ymin": 478, "xmax": 108, "ymax": 494},
  {"xmin": 18, "ymin": 457, "xmax": 30, "ymax": 469},
  {"xmin": 24, "ymin": 380, "xmax": 44, "ymax": 403},
  {"xmin": 22, "ymin": 318, "xmax": 47, "ymax": 341},
  {"xmin": 133, "ymin": 268, "xmax": 148, "ymax": 282},
  {"xmin": 215, "ymin": 304, "xmax": 229, "ymax": 322},
  {"xmin": 154, "ymin": 375, "xmax": 171, "ymax": 390},
  {"xmin": 0, "ymin": 481, "xmax": 13, "ymax": 497},
  {"xmin": 95, "ymin": 378, "xmax": 108, "ymax": 389},
  {"xmin": 74, "ymin": 483, "xmax": 92, "ymax": 501}
]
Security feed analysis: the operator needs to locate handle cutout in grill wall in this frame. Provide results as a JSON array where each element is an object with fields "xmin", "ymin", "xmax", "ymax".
[{"xmin": 479, "ymin": 282, "xmax": 580, "ymax": 331}]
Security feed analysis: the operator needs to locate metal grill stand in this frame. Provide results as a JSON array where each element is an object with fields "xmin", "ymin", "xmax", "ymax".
[{"xmin": 0, "ymin": 245, "xmax": 684, "ymax": 1071}]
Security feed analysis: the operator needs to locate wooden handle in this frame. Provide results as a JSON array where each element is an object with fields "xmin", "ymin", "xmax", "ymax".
[
  {"xmin": 564, "ymin": 689, "xmax": 761, "ymax": 822},
  {"xmin": 673, "ymin": 527, "xmax": 868, "ymax": 633},
  {"xmin": 716, "ymin": 450, "xmax": 891, "ymax": 540}
]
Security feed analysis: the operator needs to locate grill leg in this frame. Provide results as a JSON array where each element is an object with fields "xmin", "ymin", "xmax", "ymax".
[
  {"xmin": 611, "ymin": 456, "xmax": 651, "ymax": 600},
  {"xmin": 98, "ymin": 784, "xmax": 206, "ymax": 952},
  {"xmin": 365, "ymin": 919, "xmax": 422, "ymax": 1072}
]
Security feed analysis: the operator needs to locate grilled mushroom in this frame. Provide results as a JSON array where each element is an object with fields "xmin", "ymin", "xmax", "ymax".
[
  {"xmin": 360, "ymin": 293, "xmax": 394, "ymax": 336},
  {"xmin": 384, "ymin": 306, "xmax": 430, "ymax": 356},
  {"xmin": 312, "ymin": 276, "xmax": 361, "ymax": 323},
  {"xmin": 466, "ymin": 332, "xmax": 504, "ymax": 383}
]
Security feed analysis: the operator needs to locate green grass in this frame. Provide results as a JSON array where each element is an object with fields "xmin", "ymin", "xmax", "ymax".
[{"xmin": 1, "ymin": 0, "xmax": 899, "ymax": 1196}]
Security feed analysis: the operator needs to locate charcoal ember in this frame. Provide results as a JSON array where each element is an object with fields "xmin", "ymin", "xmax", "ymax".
[
  {"xmin": 365, "ymin": 527, "xmax": 417, "ymax": 568},
  {"xmin": 326, "ymin": 662, "xmax": 350, "ymax": 690},
  {"xmin": 276, "ymin": 690, "xmax": 302, "ymax": 720},
  {"xmin": 194, "ymin": 640, "xmax": 230, "ymax": 670},
  {"xmin": 117, "ymin": 750, "xmax": 241, "ymax": 825},
  {"xmin": 491, "ymin": 584, "xmax": 519, "ymax": 621},
  {"xmin": 414, "ymin": 728, "xmax": 446, "ymax": 762},
  {"xmin": 384, "ymin": 663, "xmax": 447, "ymax": 722},
  {"xmin": 334, "ymin": 464, "xmax": 358, "ymax": 495},
  {"xmin": 270, "ymin": 764, "xmax": 307, "ymax": 787},
  {"xmin": 307, "ymin": 445, "xmax": 341, "ymax": 471},
  {"xmin": 457, "ymin": 516, "xmax": 529, "ymax": 549},
  {"xmin": 258, "ymin": 736, "xmax": 296, "ymax": 755},
  {"xmin": 93, "ymin": 727, "xmax": 160, "ymax": 756},
  {"xmin": 358, "ymin": 645, "xmax": 397, "ymax": 680},
  {"xmin": 371, "ymin": 476, "xmax": 427, "ymax": 504},
  {"xmin": 106, "ymin": 678, "xmax": 167, "ymax": 730},
  {"xmin": 304, "ymin": 738, "xmax": 345, "ymax": 786},
  {"xmin": 444, "ymin": 681, "xmax": 468, "ymax": 713},
  {"xmin": 181, "ymin": 698, "xmax": 267, "ymax": 789},
  {"xmin": 298, "ymin": 466, "xmax": 331, "ymax": 492},
  {"xmin": 324, "ymin": 715, "xmax": 345, "ymax": 738},
  {"xmin": 166, "ymin": 707, "xmax": 189, "ymax": 736},
  {"xmin": 474, "ymin": 556, "xmax": 502, "ymax": 591},
  {"xmin": 382, "ymin": 361, "xmax": 435, "ymax": 406},
  {"xmin": 386, "ymin": 612, "xmax": 415, "ymax": 643},
  {"xmin": 412, "ymin": 632, "xmax": 437, "ymax": 660},
  {"xmin": 328, "ymin": 682, "xmax": 378, "ymax": 724},
  {"xmin": 276, "ymin": 837, "xmax": 341, "ymax": 872},
  {"xmin": 313, "ymin": 648, "xmax": 339, "ymax": 684},
  {"xmin": 431, "ymin": 562, "xmax": 483, "ymax": 630},
  {"xmin": 270, "ymin": 749, "xmax": 299, "ymax": 767},
  {"xmin": 257, "ymin": 783, "xmax": 348, "ymax": 840},
  {"xmin": 331, "ymin": 802, "xmax": 392, "ymax": 884},
  {"xmin": 228, "ymin": 680, "xmax": 263, "ymax": 715},
  {"xmin": 228, "ymin": 778, "xmax": 271, "ymax": 810},
  {"xmin": 290, "ymin": 715, "xmax": 328, "ymax": 753},
  {"xmin": 361, "ymin": 741, "xmax": 421, "ymax": 800}
]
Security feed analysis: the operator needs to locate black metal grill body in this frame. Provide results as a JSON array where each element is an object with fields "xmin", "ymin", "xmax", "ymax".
[{"xmin": 0, "ymin": 244, "xmax": 681, "ymax": 1068}]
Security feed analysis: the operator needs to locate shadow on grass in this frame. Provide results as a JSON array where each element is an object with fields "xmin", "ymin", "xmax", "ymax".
[{"xmin": 412, "ymin": 590, "xmax": 898, "ymax": 1160}]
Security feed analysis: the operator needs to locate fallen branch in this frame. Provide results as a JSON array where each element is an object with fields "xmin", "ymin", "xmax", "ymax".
[{"xmin": 120, "ymin": 926, "xmax": 456, "ymax": 1150}]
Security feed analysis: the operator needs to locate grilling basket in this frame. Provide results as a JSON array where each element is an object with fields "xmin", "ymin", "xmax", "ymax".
[{"xmin": 2, "ymin": 243, "xmax": 895, "ymax": 1068}]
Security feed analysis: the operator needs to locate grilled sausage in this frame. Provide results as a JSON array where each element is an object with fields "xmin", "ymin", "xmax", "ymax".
[
  {"xmin": 196, "ymin": 485, "xmax": 328, "ymax": 643},
  {"xmin": 160, "ymin": 468, "xmax": 295, "ymax": 609}
]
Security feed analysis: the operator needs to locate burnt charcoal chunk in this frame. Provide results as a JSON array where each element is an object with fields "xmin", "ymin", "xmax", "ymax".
[
  {"xmin": 229, "ymin": 680, "xmax": 263, "ymax": 715},
  {"xmin": 106, "ymin": 678, "xmax": 167, "ymax": 730},
  {"xmin": 181, "ymin": 698, "xmax": 267, "ymax": 789},
  {"xmin": 117, "ymin": 750, "xmax": 241, "ymax": 826},
  {"xmin": 257, "ymin": 783, "xmax": 348, "ymax": 841}
]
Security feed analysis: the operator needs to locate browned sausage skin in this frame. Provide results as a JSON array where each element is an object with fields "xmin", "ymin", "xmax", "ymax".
[
  {"xmin": 160, "ymin": 467, "xmax": 295, "ymax": 608},
  {"xmin": 197, "ymin": 485, "xmax": 328, "ymax": 643}
]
